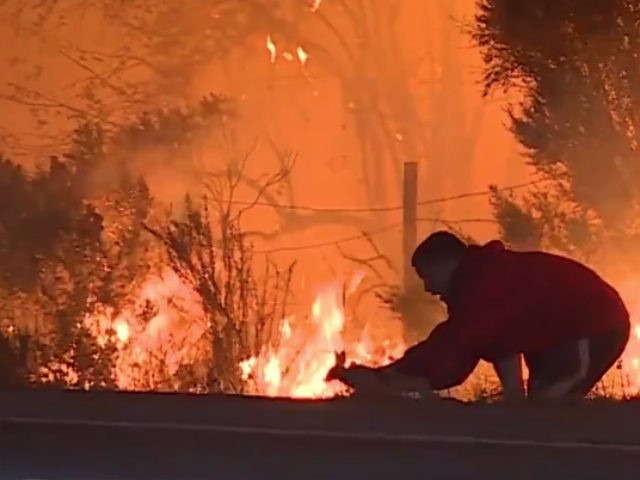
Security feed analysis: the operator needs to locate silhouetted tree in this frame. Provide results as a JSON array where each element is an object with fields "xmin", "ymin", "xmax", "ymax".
[
  {"xmin": 473, "ymin": 0, "xmax": 640, "ymax": 263},
  {"xmin": 0, "ymin": 87, "xmax": 247, "ymax": 389},
  {"xmin": 0, "ymin": 150, "xmax": 119, "ymax": 387}
]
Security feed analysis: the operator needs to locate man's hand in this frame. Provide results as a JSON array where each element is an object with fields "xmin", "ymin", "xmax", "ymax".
[
  {"xmin": 378, "ymin": 365, "xmax": 434, "ymax": 399},
  {"xmin": 325, "ymin": 352, "xmax": 434, "ymax": 399}
]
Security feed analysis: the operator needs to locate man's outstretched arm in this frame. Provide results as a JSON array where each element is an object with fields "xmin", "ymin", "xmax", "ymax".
[
  {"xmin": 325, "ymin": 358, "xmax": 433, "ymax": 397},
  {"xmin": 327, "ymin": 320, "xmax": 478, "ymax": 395}
]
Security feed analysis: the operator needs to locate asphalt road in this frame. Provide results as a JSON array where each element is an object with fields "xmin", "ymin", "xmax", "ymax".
[{"xmin": 1, "ymin": 389, "xmax": 640, "ymax": 479}]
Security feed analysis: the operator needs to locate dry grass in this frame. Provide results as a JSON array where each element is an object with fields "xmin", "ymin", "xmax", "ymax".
[{"xmin": 440, "ymin": 360, "xmax": 640, "ymax": 403}]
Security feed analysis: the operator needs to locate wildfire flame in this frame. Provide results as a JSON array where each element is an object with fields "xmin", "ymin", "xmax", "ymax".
[
  {"xmin": 297, "ymin": 46, "xmax": 309, "ymax": 66},
  {"xmin": 266, "ymin": 35, "xmax": 277, "ymax": 64},
  {"xmin": 81, "ymin": 264, "xmax": 640, "ymax": 400},
  {"xmin": 614, "ymin": 281, "xmax": 640, "ymax": 395},
  {"xmin": 85, "ymin": 268, "xmax": 209, "ymax": 391},
  {"xmin": 83, "ymin": 268, "xmax": 404, "ymax": 397},
  {"xmin": 265, "ymin": 34, "xmax": 310, "ymax": 68},
  {"xmin": 239, "ymin": 272, "xmax": 405, "ymax": 398}
]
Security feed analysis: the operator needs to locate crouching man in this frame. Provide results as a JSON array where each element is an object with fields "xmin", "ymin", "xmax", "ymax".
[{"xmin": 328, "ymin": 231, "xmax": 631, "ymax": 401}]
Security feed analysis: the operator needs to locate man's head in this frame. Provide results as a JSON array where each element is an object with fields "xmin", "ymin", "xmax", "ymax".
[{"xmin": 411, "ymin": 230, "xmax": 467, "ymax": 297}]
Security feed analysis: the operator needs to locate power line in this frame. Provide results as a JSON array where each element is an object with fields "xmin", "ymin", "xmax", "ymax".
[
  {"xmin": 254, "ymin": 223, "xmax": 402, "ymax": 254},
  {"xmin": 254, "ymin": 217, "xmax": 497, "ymax": 254},
  {"xmin": 228, "ymin": 179, "xmax": 547, "ymax": 214},
  {"xmin": 416, "ymin": 180, "xmax": 546, "ymax": 207}
]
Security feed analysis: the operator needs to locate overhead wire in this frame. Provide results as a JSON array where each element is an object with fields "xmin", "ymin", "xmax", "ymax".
[
  {"xmin": 254, "ymin": 217, "xmax": 499, "ymax": 254},
  {"xmin": 249, "ymin": 179, "xmax": 542, "ymax": 254},
  {"xmin": 228, "ymin": 179, "xmax": 547, "ymax": 214}
]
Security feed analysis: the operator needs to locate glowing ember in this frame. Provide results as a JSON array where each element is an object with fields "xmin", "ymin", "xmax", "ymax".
[
  {"xmin": 239, "ymin": 273, "xmax": 405, "ymax": 399},
  {"xmin": 265, "ymin": 34, "xmax": 309, "ymax": 68},
  {"xmin": 266, "ymin": 34, "xmax": 277, "ymax": 64},
  {"xmin": 297, "ymin": 46, "xmax": 309, "ymax": 66}
]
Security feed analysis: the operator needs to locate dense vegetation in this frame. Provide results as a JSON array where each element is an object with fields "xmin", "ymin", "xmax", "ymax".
[
  {"xmin": 474, "ymin": 0, "xmax": 640, "ymax": 269},
  {"xmin": 0, "ymin": 96, "xmax": 293, "ymax": 392}
]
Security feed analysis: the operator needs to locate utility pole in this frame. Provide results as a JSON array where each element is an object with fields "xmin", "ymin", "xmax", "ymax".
[{"xmin": 402, "ymin": 161, "xmax": 418, "ymax": 291}]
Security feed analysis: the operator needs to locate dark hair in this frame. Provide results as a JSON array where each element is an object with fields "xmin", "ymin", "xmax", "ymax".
[{"xmin": 411, "ymin": 230, "xmax": 467, "ymax": 267}]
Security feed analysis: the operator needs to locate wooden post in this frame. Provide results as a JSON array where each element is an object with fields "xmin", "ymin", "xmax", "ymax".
[{"xmin": 402, "ymin": 161, "xmax": 418, "ymax": 290}]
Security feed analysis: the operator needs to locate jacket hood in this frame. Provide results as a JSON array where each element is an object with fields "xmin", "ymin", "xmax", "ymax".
[{"xmin": 469, "ymin": 239, "xmax": 505, "ymax": 254}]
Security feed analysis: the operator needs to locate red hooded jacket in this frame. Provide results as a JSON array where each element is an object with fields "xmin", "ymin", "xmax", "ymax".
[{"xmin": 392, "ymin": 240, "xmax": 630, "ymax": 390}]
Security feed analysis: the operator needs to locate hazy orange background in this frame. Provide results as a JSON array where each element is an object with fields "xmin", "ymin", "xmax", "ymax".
[
  {"xmin": 0, "ymin": 0, "xmax": 526, "ymax": 287},
  {"xmin": 4, "ymin": 0, "xmax": 640, "ymax": 399}
]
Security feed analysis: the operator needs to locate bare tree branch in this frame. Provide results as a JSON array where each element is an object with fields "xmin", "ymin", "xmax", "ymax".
[{"xmin": 336, "ymin": 229, "xmax": 397, "ymax": 281}]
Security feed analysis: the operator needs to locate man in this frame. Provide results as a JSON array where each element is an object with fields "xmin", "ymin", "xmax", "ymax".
[{"xmin": 327, "ymin": 231, "xmax": 631, "ymax": 401}]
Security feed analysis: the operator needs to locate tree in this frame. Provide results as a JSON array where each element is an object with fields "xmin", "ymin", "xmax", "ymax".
[
  {"xmin": 0, "ymin": 0, "xmax": 263, "ymax": 131},
  {"xmin": 0, "ymin": 97, "xmax": 230, "ymax": 387},
  {"xmin": 0, "ymin": 152, "xmax": 118, "ymax": 388},
  {"xmin": 473, "ymin": 0, "xmax": 640, "ymax": 265}
]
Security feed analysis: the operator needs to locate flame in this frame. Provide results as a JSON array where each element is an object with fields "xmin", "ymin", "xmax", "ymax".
[
  {"xmin": 85, "ymin": 268, "xmax": 209, "ymax": 391},
  {"xmin": 80, "ymin": 263, "xmax": 640, "ymax": 399},
  {"xmin": 265, "ymin": 34, "xmax": 309, "ymax": 68},
  {"xmin": 113, "ymin": 318, "xmax": 130, "ymax": 343},
  {"xmin": 81, "ymin": 266, "xmax": 403, "ymax": 397},
  {"xmin": 310, "ymin": 0, "xmax": 321, "ymax": 12},
  {"xmin": 266, "ymin": 35, "xmax": 277, "ymax": 64},
  {"xmin": 613, "ymin": 280, "xmax": 640, "ymax": 395},
  {"xmin": 297, "ymin": 46, "xmax": 309, "ymax": 66},
  {"xmin": 239, "ymin": 273, "xmax": 405, "ymax": 399}
]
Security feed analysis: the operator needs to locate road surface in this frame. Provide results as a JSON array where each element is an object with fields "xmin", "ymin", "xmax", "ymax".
[{"xmin": 1, "ymin": 389, "xmax": 639, "ymax": 479}]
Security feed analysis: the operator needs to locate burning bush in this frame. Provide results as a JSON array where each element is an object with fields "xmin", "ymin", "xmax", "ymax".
[
  {"xmin": 238, "ymin": 273, "xmax": 406, "ymax": 399},
  {"xmin": 145, "ymin": 196, "xmax": 295, "ymax": 393}
]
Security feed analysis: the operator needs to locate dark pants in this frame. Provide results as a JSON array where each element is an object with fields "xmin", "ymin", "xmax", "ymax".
[{"xmin": 525, "ymin": 325, "xmax": 630, "ymax": 398}]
